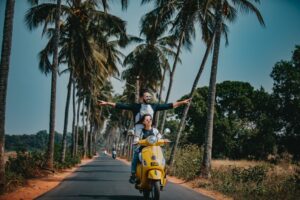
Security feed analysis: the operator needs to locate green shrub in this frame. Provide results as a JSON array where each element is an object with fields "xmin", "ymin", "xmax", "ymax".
[
  {"xmin": 167, "ymin": 145, "xmax": 203, "ymax": 180},
  {"xmin": 4, "ymin": 170, "xmax": 25, "ymax": 192},
  {"xmin": 53, "ymin": 146, "xmax": 81, "ymax": 170},
  {"xmin": 5, "ymin": 151, "xmax": 45, "ymax": 178}
]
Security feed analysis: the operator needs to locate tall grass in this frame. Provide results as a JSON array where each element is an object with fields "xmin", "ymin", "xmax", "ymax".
[
  {"xmin": 3, "ymin": 145, "xmax": 81, "ymax": 193},
  {"xmin": 166, "ymin": 145, "xmax": 300, "ymax": 199}
]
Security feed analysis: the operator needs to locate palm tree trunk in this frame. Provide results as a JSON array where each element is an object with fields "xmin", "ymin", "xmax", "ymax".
[
  {"xmin": 75, "ymin": 97, "xmax": 81, "ymax": 156},
  {"xmin": 155, "ymin": 67, "xmax": 167, "ymax": 126},
  {"xmin": 71, "ymin": 79, "xmax": 76, "ymax": 157},
  {"xmin": 160, "ymin": 31, "xmax": 184, "ymax": 132},
  {"xmin": 83, "ymin": 97, "xmax": 91, "ymax": 158},
  {"xmin": 88, "ymin": 120, "xmax": 92, "ymax": 157},
  {"xmin": 0, "ymin": 0, "xmax": 15, "ymax": 193},
  {"xmin": 61, "ymin": 69, "xmax": 73, "ymax": 162},
  {"xmin": 201, "ymin": 0, "xmax": 223, "ymax": 178},
  {"xmin": 168, "ymin": 34, "xmax": 215, "ymax": 167},
  {"xmin": 92, "ymin": 128, "xmax": 97, "ymax": 155},
  {"xmin": 85, "ymin": 98, "xmax": 91, "ymax": 157},
  {"xmin": 135, "ymin": 76, "xmax": 140, "ymax": 103},
  {"xmin": 82, "ymin": 99, "xmax": 86, "ymax": 158},
  {"xmin": 46, "ymin": 0, "xmax": 61, "ymax": 170}
]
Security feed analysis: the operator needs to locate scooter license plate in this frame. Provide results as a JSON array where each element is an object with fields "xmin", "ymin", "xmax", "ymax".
[{"xmin": 151, "ymin": 162, "xmax": 159, "ymax": 166}]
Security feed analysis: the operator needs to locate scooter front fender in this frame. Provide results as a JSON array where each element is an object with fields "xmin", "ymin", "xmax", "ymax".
[{"xmin": 148, "ymin": 169, "xmax": 162, "ymax": 180}]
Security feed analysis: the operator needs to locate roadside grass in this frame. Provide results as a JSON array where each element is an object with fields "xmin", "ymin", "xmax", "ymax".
[
  {"xmin": 166, "ymin": 145, "xmax": 300, "ymax": 200},
  {"xmin": 3, "ymin": 146, "xmax": 82, "ymax": 193}
]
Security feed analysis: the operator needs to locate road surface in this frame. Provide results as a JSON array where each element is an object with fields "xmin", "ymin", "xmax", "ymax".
[{"xmin": 37, "ymin": 154, "xmax": 214, "ymax": 200}]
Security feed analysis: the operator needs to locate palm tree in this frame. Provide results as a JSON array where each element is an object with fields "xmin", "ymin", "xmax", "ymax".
[
  {"xmin": 71, "ymin": 79, "xmax": 76, "ymax": 157},
  {"xmin": 201, "ymin": 0, "xmax": 265, "ymax": 177},
  {"xmin": 168, "ymin": 34, "xmax": 215, "ymax": 166},
  {"xmin": 152, "ymin": 0, "xmax": 199, "ymax": 133},
  {"xmin": 74, "ymin": 86, "xmax": 81, "ymax": 156},
  {"xmin": 122, "ymin": 9, "xmax": 177, "ymax": 94},
  {"xmin": 155, "ymin": 65, "xmax": 169, "ymax": 125},
  {"xmin": 25, "ymin": 0, "xmax": 62, "ymax": 169},
  {"xmin": 167, "ymin": 0, "xmax": 232, "ymax": 167},
  {"xmin": 26, "ymin": 0, "xmax": 128, "ymax": 161},
  {"xmin": 0, "ymin": 0, "xmax": 15, "ymax": 193},
  {"xmin": 47, "ymin": 0, "xmax": 61, "ymax": 170},
  {"xmin": 61, "ymin": 69, "xmax": 73, "ymax": 162}
]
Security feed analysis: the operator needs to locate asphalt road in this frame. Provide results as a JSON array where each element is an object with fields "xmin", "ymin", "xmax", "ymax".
[{"xmin": 37, "ymin": 154, "xmax": 214, "ymax": 200}]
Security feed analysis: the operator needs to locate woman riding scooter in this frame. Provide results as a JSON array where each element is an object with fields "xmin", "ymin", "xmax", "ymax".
[{"xmin": 130, "ymin": 114, "xmax": 162, "ymax": 183}]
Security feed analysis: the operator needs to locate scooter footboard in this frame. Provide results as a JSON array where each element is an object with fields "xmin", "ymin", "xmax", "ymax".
[{"xmin": 148, "ymin": 169, "xmax": 162, "ymax": 180}]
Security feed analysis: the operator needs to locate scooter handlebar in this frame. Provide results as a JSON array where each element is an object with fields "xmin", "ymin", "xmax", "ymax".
[{"xmin": 137, "ymin": 139, "xmax": 171, "ymax": 146}]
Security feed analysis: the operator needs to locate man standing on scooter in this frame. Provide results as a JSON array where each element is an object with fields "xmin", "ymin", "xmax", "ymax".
[
  {"xmin": 98, "ymin": 89, "xmax": 191, "ymax": 182},
  {"xmin": 98, "ymin": 89, "xmax": 190, "ymax": 137}
]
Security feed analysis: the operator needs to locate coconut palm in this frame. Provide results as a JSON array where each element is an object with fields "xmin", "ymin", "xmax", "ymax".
[
  {"xmin": 149, "ymin": 0, "xmax": 201, "ymax": 133},
  {"xmin": 24, "ymin": 0, "xmax": 62, "ymax": 169},
  {"xmin": 26, "ymin": 0, "xmax": 62, "ymax": 170},
  {"xmin": 122, "ymin": 9, "xmax": 178, "ymax": 95},
  {"xmin": 201, "ymin": 0, "xmax": 265, "ymax": 177},
  {"xmin": 26, "ymin": 0, "xmax": 128, "ymax": 161},
  {"xmin": 0, "ymin": 0, "xmax": 15, "ymax": 193},
  {"xmin": 71, "ymin": 79, "xmax": 76, "ymax": 156},
  {"xmin": 167, "ymin": 0, "xmax": 232, "ymax": 167}
]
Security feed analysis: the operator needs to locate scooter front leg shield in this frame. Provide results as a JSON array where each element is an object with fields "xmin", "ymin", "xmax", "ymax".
[{"xmin": 148, "ymin": 169, "xmax": 162, "ymax": 180}]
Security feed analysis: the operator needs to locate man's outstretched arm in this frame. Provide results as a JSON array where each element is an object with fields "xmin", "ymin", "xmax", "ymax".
[
  {"xmin": 98, "ymin": 100, "xmax": 136, "ymax": 111},
  {"xmin": 98, "ymin": 100, "xmax": 116, "ymax": 107},
  {"xmin": 172, "ymin": 98, "xmax": 192, "ymax": 108},
  {"xmin": 156, "ymin": 98, "xmax": 192, "ymax": 111}
]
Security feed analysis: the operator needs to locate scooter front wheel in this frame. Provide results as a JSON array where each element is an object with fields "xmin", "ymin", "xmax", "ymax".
[
  {"xmin": 143, "ymin": 190, "xmax": 150, "ymax": 199},
  {"xmin": 150, "ymin": 180, "xmax": 160, "ymax": 200}
]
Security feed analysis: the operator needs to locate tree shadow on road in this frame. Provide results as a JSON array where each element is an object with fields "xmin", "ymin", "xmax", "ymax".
[
  {"xmin": 78, "ymin": 194, "xmax": 143, "ymax": 199},
  {"xmin": 79, "ymin": 164, "xmax": 122, "ymax": 167},
  {"xmin": 75, "ymin": 170, "xmax": 129, "ymax": 173},
  {"xmin": 63, "ymin": 177, "xmax": 128, "ymax": 182},
  {"xmin": 36, "ymin": 194, "xmax": 143, "ymax": 199}
]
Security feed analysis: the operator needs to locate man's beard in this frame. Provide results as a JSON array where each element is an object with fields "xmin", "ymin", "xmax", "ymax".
[{"xmin": 143, "ymin": 98, "xmax": 151, "ymax": 104}]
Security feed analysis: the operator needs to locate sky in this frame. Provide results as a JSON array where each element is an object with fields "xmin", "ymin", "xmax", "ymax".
[{"xmin": 0, "ymin": 0, "xmax": 300, "ymax": 135}]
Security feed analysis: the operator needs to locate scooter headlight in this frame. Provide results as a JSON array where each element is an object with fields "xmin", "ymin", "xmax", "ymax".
[{"xmin": 147, "ymin": 135, "xmax": 158, "ymax": 144}]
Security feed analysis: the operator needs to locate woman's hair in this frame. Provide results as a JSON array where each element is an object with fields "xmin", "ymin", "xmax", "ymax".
[{"xmin": 140, "ymin": 114, "xmax": 152, "ymax": 124}]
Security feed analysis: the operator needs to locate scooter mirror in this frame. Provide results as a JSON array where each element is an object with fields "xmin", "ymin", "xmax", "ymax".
[
  {"xmin": 127, "ymin": 129, "xmax": 135, "ymax": 136},
  {"xmin": 163, "ymin": 128, "xmax": 171, "ymax": 135}
]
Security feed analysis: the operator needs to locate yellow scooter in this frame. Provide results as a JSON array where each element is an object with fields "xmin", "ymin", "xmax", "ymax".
[{"xmin": 135, "ymin": 135, "xmax": 170, "ymax": 200}]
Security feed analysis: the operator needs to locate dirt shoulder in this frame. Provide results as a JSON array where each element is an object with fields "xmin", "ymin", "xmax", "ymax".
[
  {"xmin": 0, "ymin": 158, "xmax": 94, "ymax": 200},
  {"xmin": 116, "ymin": 156, "xmax": 232, "ymax": 200}
]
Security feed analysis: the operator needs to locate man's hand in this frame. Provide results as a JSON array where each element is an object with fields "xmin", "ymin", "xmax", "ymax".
[
  {"xmin": 182, "ymin": 98, "xmax": 192, "ymax": 104},
  {"xmin": 173, "ymin": 98, "xmax": 192, "ymax": 108},
  {"xmin": 98, "ymin": 100, "xmax": 107, "ymax": 106},
  {"xmin": 97, "ymin": 100, "xmax": 116, "ymax": 107}
]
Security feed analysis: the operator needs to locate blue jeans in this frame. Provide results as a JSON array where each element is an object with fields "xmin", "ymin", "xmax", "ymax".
[{"xmin": 131, "ymin": 147, "xmax": 140, "ymax": 174}]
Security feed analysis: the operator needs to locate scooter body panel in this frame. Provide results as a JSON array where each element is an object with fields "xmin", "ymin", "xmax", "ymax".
[{"xmin": 135, "ymin": 145, "xmax": 167, "ymax": 190}]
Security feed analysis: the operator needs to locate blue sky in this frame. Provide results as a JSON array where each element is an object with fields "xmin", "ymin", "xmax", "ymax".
[{"xmin": 1, "ymin": 0, "xmax": 300, "ymax": 135}]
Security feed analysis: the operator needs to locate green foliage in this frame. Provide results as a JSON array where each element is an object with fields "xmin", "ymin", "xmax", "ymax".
[
  {"xmin": 174, "ymin": 87, "xmax": 208, "ymax": 146},
  {"xmin": 5, "ymin": 151, "xmax": 45, "ymax": 179},
  {"xmin": 4, "ymin": 170, "xmax": 25, "ymax": 192},
  {"xmin": 174, "ymin": 81, "xmax": 278, "ymax": 160},
  {"xmin": 271, "ymin": 45, "xmax": 300, "ymax": 159},
  {"xmin": 167, "ymin": 145, "xmax": 202, "ymax": 180},
  {"xmin": 53, "ymin": 144, "xmax": 81, "ymax": 170},
  {"xmin": 4, "ymin": 146, "xmax": 82, "ymax": 192},
  {"xmin": 5, "ymin": 130, "xmax": 67, "ymax": 151}
]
